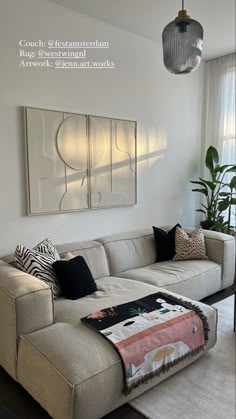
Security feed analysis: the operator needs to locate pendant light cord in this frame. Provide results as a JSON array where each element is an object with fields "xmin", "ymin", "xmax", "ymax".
[{"xmin": 182, "ymin": 0, "xmax": 184, "ymax": 10}]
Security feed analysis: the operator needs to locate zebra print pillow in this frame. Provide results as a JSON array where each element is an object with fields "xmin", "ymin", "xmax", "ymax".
[
  {"xmin": 15, "ymin": 239, "xmax": 61, "ymax": 298},
  {"xmin": 34, "ymin": 238, "xmax": 60, "ymax": 261}
]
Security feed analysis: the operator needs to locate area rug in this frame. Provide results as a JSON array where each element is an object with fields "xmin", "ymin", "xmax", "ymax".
[{"xmin": 129, "ymin": 296, "xmax": 235, "ymax": 419}]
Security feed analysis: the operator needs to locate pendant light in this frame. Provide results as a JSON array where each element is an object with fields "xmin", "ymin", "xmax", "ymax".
[{"xmin": 162, "ymin": 0, "xmax": 203, "ymax": 74}]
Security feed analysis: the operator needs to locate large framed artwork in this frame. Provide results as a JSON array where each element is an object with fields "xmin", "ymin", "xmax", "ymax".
[{"xmin": 24, "ymin": 107, "xmax": 137, "ymax": 215}]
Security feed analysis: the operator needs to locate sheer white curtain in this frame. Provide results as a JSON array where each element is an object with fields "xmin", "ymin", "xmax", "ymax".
[
  {"xmin": 204, "ymin": 53, "xmax": 236, "ymax": 164},
  {"xmin": 204, "ymin": 53, "xmax": 236, "ymax": 227}
]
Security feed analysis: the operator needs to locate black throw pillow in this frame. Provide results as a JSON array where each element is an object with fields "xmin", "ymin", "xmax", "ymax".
[
  {"xmin": 53, "ymin": 256, "xmax": 97, "ymax": 300},
  {"xmin": 152, "ymin": 224, "xmax": 181, "ymax": 262}
]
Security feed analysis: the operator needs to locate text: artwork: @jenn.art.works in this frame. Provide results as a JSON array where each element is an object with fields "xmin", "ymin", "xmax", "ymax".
[{"xmin": 24, "ymin": 107, "xmax": 137, "ymax": 215}]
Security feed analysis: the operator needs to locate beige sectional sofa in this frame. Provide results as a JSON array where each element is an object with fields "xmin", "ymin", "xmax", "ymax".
[{"xmin": 0, "ymin": 227, "xmax": 235, "ymax": 419}]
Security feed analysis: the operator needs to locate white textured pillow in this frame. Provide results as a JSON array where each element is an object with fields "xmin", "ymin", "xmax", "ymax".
[
  {"xmin": 15, "ymin": 238, "xmax": 61, "ymax": 298},
  {"xmin": 173, "ymin": 227, "xmax": 208, "ymax": 261},
  {"xmin": 64, "ymin": 252, "xmax": 75, "ymax": 261}
]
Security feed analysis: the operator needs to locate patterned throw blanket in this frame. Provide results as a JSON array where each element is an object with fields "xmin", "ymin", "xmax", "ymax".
[{"xmin": 81, "ymin": 292, "xmax": 209, "ymax": 394}]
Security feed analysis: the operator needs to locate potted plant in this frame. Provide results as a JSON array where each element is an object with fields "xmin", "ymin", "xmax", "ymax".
[{"xmin": 190, "ymin": 146, "xmax": 236, "ymax": 234}]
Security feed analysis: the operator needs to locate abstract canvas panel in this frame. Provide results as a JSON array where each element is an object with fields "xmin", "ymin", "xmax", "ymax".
[
  {"xmin": 24, "ymin": 107, "xmax": 137, "ymax": 215},
  {"xmin": 25, "ymin": 108, "xmax": 89, "ymax": 215},
  {"xmin": 89, "ymin": 116, "xmax": 137, "ymax": 208}
]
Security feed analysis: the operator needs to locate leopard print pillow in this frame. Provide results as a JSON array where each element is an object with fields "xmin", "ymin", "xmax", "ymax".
[{"xmin": 173, "ymin": 227, "xmax": 208, "ymax": 261}]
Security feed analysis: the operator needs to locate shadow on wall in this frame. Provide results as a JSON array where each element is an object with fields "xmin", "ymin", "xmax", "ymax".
[{"xmin": 137, "ymin": 124, "xmax": 167, "ymax": 168}]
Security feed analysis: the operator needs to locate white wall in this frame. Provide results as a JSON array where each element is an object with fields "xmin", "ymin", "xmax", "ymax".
[{"xmin": 0, "ymin": 0, "xmax": 205, "ymax": 254}]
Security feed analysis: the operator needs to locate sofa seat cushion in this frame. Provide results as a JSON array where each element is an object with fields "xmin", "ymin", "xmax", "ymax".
[
  {"xmin": 17, "ymin": 279, "xmax": 217, "ymax": 419},
  {"xmin": 116, "ymin": 260, "xmax": 222, "ymax": 301},
  {"xmin": 54, "ymin": 277, "xmax": 159, "ymax": 325}
]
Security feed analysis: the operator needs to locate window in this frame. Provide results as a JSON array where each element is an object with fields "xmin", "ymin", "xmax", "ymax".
[
  {"xmin": 222, "ymin": 67, "xmax": 236, "ymax": 166},
  {"xmin": 205, "ymin": 54, "xmax": 236, "ymax": 230}
]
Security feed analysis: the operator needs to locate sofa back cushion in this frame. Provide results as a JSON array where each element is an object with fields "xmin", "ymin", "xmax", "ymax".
[
  {"xmin": 98, "ymin": 229, "xmax": 156, "ymax": 275},
  {"xmin": 55, "ymin": 241, "xmax": 109, "ymax": 280}
]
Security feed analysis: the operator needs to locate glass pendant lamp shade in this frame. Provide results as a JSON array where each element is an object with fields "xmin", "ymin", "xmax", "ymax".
[{"xmin": 162, "ymin": 3, "xmax": 203, "ymax": 74}]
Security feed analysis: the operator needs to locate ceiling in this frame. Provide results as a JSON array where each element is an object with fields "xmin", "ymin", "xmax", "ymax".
[{"xmin": 48, "ymin": 0, "xmax": 235, "ymax": 60}]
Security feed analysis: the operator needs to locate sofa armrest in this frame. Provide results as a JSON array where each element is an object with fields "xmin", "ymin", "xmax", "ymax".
[
  {"xmin": 163, "ymin": 225, "xmax": 235, "ymax": 290},
  {"xmin": 0, "ymin": 260, "xmax": 54, "ymax": 381}
]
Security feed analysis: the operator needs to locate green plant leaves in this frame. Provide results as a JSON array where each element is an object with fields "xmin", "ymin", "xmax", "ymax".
[
  {"xmin": 218, "ymin": 198, "xmax": 230, "ymax": 212},
  {"xmin": 199, "ymin": 177, "xmax": 216, "ymax": 190},
  {"xmin": 190, "ymin": 145, "xmax": 235, "ymax": 235},
  {"xmin": 191, "ymin": 188, "xmax": 208, "ymax": 196},
  {"xmin": 219, "ymin": 192, "xmax": 231, "ymax": 197},
  {"xmin": 225, "ymin": 165, "xmax": 236, "ymax": 174},
  {"xmin": 230, "ymin": 176, "xmax": 236, "ymax": 189},
  {"xmin": 205, "ymin": 146, "xmax": 219, "ymax": 171},
  {"xmin": 196, "ymin": 209, "xmax": 206, "ymax": 214},
  {"xmin": 190, "ymin": 180, "xmax": 209, "ymax": 188},
  {"xmin": 216, "ymin": 164, "xmax": 232, "ymax": 173},
  {"xmin": 190, "ymin": 145, "xmax": 236, "ymax": 234}
]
